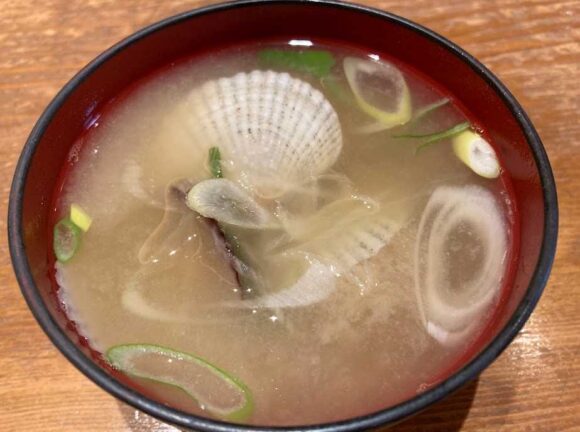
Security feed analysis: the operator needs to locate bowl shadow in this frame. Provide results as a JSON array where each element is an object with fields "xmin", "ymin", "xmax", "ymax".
[{"xmin": 384, "ymin": 379, "xmax": 479, "ymax": 432}]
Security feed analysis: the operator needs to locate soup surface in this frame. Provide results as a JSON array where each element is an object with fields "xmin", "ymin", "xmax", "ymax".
[{"xmin": 53, "ymin": 42, "xmax": 514, "ymax": 425}]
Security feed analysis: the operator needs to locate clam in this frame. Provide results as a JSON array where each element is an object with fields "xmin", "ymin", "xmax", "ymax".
[
  {"xmin": 282, "ymin": 196, "xmax": 401, "ymax": 270},
  {"xmin": 143, "ymin": 70, "xmax": 399, "ymax": 309},
  {"xmin": 185, "ymin": 70, "xmax": 343, "ymax": 197},
  {"xmin": 223, "ymin": 256, "xmax": 337, "ymax": 309}
]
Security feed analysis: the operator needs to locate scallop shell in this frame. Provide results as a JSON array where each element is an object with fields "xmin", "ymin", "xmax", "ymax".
[
  {"xmin": 280, "ymin": 196, "xmax": 402, "ymax": 271},
  {"xmin": 186, "ymin": 70, "xmax": 343, "ymax": 197},
  {"xmin": 224, "ymin": 257, "xmax": 337, "ymax": 309},
  {"xmin": 295, "ymin": 214, "xmax": 401, "ymax": 271}
]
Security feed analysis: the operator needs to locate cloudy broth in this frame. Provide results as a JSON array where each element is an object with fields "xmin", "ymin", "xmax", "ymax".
[{"xmin": 52, "ymin": 42, "xmax": 515, "ymax": 425}]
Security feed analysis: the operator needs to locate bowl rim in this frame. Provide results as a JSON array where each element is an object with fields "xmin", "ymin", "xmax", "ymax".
[{"xmin": 8, "ymin": 0, "xmax": 558, "ymax": 430}]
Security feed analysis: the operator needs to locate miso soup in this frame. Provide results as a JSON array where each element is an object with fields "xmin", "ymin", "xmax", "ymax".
[{"xmin": 51, "ymin": 42, "xmax": 515, "ymax": 425}]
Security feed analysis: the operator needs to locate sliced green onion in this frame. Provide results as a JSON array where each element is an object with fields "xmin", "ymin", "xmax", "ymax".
[
  {"xmin": 106, "ymin": 344, "xmax": 254, "ymax": 422},
  {"xmin": 186, "ymin": 179, "xmax": 276, "ymax": 229},
  {"xmin": 343, "ymin": 57, "xmax": 412, "ymax": 129},
  {"xmin": 53, "ymin": 218, "xmax": 82, "ymax": 263},
  {"xmin": 70, "ymin": 203, "xmax": 92, "ymax": 232},
  {"xmin": 208, "ymin": 146, "xmax": 223, "ymax": 179},
  {"xmin": 258, "ymin": 49, "xmax": 335, "ymax": 78},
  {"xmin": 452, "ymin": 130, "xmax": 500, "ymax": 178},
  {"xmin": 411, "ymin": 98, "xmax": 450, "ymax": 124}
]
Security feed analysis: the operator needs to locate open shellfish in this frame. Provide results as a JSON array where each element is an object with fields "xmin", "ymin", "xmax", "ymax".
[{"xmin": 185, "ymin": 70, "xmax": 343, "ymax": 197}]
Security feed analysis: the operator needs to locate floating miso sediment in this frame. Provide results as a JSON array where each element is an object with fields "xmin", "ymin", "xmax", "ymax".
[{"xmin": 52, "ymin": 42, "xmax": 514, "ymax": 426}]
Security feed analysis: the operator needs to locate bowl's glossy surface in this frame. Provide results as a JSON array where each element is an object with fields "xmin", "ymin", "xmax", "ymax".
[{"xmin": 8, "ymin": 1, "xmax": 557, "ymax": 430}]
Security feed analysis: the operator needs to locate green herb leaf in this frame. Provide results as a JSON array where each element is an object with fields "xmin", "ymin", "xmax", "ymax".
[
  {"xmin": 411, "ymin": 98, "xmax": 450, "ymax": 124},
  {"xmin": 320, "ymin": 76, "xmax": 355, "ymax": 105},
  {"xmin": 393, "ymin": 122, "xmax": 469, "ymax": 139},
  {"xmin": 208, "ymin": 146, "xmax": 223, "ymax": 178},
  {"xmin": 54, "ymin": 218, "xmax": 82, "ymax": 263},
  {"xmin": 414, "ymin": 122, "xmax": 471, "ymax": 153},
  {"xmin": 258, "ymin": 49, "xmax": 335, "ymax": 78}
]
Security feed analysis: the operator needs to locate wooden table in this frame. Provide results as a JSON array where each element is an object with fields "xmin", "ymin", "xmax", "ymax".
[{"xmin": 1, "ymin": 1, "xmax": 578, "ymax": 431}]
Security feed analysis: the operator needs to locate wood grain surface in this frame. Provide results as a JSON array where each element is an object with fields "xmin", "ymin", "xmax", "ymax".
[{"xmin": 0, "ymin": 1, "xmax": 578, "ymax": 431}]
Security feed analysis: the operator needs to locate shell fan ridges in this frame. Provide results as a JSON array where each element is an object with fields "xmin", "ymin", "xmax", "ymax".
[{"xmin": 186, "ymin": 70, "xmax": 343, "ymax": 196}]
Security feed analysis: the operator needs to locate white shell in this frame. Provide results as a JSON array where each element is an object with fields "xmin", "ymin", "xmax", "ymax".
[
  {"xmin": 299, "ymin": 215, "xmax": 400, "ymax": 271},
  {"xmin": 225, "ymin": 258, "xmax": 337, "ymax": 309},
  {"xmin": 282, "ymin": 197, "xmax": 401, "ymax": 271},
  {"xmin": 186, "ymin": 70, "xmax": 343, "ymax": 197}
]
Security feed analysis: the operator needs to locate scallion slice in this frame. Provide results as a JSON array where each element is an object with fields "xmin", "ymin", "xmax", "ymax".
[
  {"xmin": 186, "ymin": 179, "xmax": 276, "ymax": 229},
  {"xmin": 452, "ymin": 130, "xmax": 500, "ymax": 178},
  {"xmin": 70, "ymin": 203, "xmax": 92, "ymax": 232},
  {"xmin": 343, "ymin": 57, "xmax": 412, "ymax": 129},
  {"xmin": 53, "ymin": 218, "xmax": 81, "ymax": 263},
  {"xmin": 106, "ymin": 344, "xmax": 254, "ymax": 422}
]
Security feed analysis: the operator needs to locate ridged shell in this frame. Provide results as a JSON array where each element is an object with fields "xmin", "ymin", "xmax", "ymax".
[
  {"xmin": 281, "ymin": 197, "xmax": 401, "ymax": 271},
  {"xmin": 186, "ymin": 70, "xmax": 343, "ymax": 197},
  {"xmin": 294, "ymin": 215, "xmax": 400, "ymax": 271},
  {"xmin": 224, "ymin": 258, "xmax": 337, "ymax": 309}
]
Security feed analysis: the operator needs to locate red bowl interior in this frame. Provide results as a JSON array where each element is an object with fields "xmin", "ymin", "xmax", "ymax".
[{"xmin": 12, "ymin": 1, "xmax": 555, "ymax": 430}]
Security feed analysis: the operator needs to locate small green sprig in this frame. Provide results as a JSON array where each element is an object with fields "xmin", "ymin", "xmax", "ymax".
[
  {"xmin": 394, "ymin": 121, "xmax": 471, "ymax": 153},
  {"xmin": 208, "ymin": 146, "xmax": 223, "ymax": 178},
  {"xmin": 410, "ymin": 98, "xmax": 450, "ymax": 124},
  {"xmin": 258, "ymin": 49, "xmax": 335, "ymax": 78}
]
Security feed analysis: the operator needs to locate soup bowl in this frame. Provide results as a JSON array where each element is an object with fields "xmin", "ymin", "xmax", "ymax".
[{"xmin": 8, "ymin": 0, "xmax": 558, "ymax": 430}]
